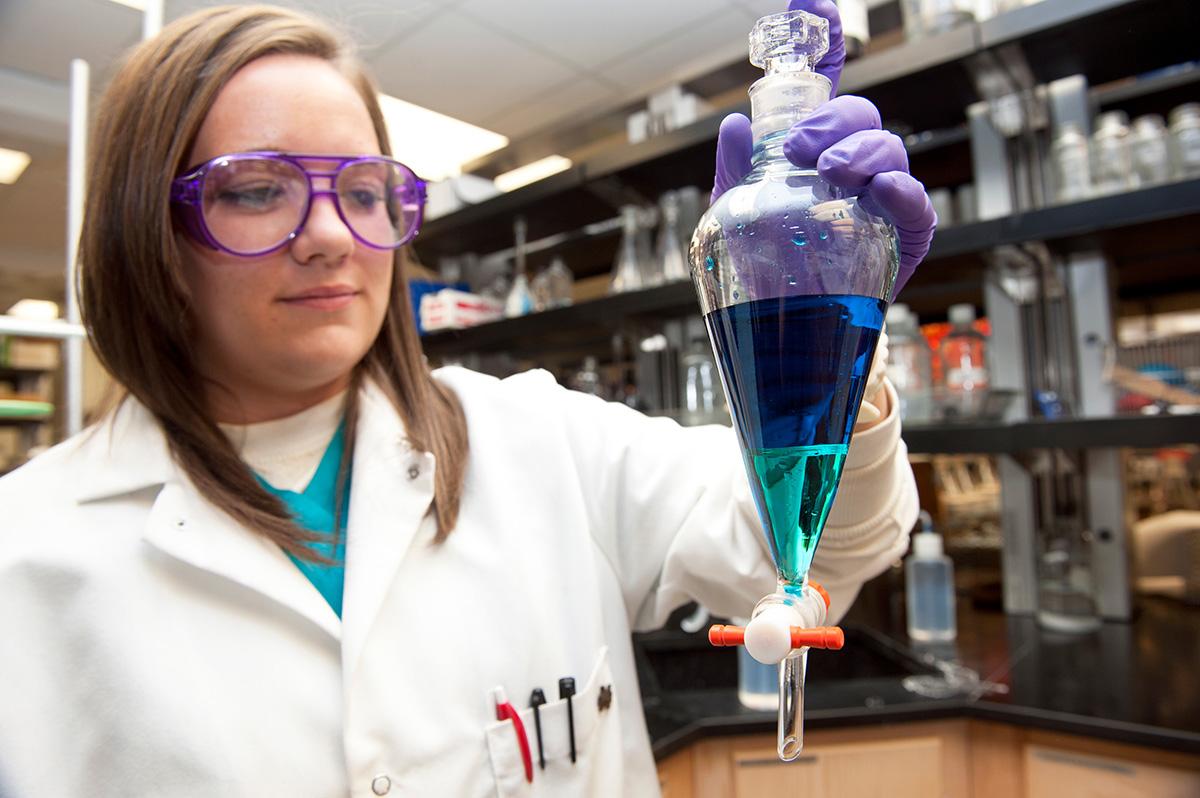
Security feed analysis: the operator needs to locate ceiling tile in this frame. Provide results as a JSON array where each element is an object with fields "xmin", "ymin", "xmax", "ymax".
[
  {"xmin": 0, "ymin": 0, "xmax": 140, "ymax": 83},
  {"xmin": 459, "ymin": 0, "xmax": 733, "ymax": 71},
  {"xmin": 164, "ymin": 0, "xmax": 452, "ymax": 58},
  {"xmin": 480, "ymin": 76, "xmax": 624, "ymax": 140},
  {"xmin": 598, "ymin": 7, "xmax": 754, "ymax": 94},
  {"xmin": 369, "ymin": 10, "xmax": 579, "ymax": 126}
]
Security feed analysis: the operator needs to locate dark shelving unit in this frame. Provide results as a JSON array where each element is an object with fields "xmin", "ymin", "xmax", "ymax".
[
  {"xmin": 419, "ymin": 178, "xmax": 1200, "ymax": 356},
  {"xmin": 928, "ymin": 177, "xmax": 1200, "ymax": 260},
  {"xmin": 421, "ymin": 281, "xmax": 697, "ymax": 357},
  {"xmin": 413, "ymin": 0, "xmax": 1193, "ymax": 265},
  {"xmin": 903, "ymin": 414, "xmax": 1200, "ymax": 454},
  {"xmin": 0, "ymin": 365, "xmax": 54, "ymax": 381}
]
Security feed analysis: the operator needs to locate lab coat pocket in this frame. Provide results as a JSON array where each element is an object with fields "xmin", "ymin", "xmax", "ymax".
[{"xmin": 484, "ymin": 646, "xmax": 623, "ymax": 797}]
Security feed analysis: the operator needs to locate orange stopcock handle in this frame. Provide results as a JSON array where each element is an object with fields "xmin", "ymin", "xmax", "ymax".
[
  {"xmin": 708, "ymin": 624, "xmax": 844, "ymax": 650},
  {"xmin": 707, "ymin": 580, "xmax": 844, "ymax": 651}
]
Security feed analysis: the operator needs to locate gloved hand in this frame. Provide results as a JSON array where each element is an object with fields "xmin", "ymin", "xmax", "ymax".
[{"xmin": 711, "ymin": 0, "xmax": 936, "ymax": 298}]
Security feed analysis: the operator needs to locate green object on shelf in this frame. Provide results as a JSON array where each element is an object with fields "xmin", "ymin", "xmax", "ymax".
[{"xmin": 0, "ymin": 399, "xmax": 53, "ymax": 419}]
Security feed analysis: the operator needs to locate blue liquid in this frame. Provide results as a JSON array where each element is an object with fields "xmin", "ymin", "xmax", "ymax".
[{"xmin": 705, "ymin": 294, "xmax": 886, "ymax": 585}]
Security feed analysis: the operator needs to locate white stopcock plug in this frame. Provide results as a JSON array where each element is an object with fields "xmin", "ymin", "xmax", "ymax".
[{"xmin": 708, "ymin": 581, "xmax": 844, "ymax": 664}]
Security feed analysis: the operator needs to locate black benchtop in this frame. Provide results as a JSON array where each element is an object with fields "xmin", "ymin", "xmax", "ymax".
[{"xmin": 636, "ymin": 595, "xmax": 1200, "ymax": 760}]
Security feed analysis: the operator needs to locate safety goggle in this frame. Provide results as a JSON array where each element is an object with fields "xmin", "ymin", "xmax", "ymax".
[{"xmin": 170, "ymin": 152, "xmax": 427, "ymax": 257}]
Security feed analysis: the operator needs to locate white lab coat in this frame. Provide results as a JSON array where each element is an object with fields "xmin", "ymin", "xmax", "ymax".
[{"xmin": 0, "ymin": 366, "xmax": 917, "ymax": 797}]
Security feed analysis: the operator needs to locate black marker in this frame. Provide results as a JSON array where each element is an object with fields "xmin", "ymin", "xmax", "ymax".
[
  {"xmin": 558, "ymin": 677, "xmax": 577, "ymax": 764},
  {"xmin": 529, "ymin": 688, "xmax": 547, "ymax": 770}
]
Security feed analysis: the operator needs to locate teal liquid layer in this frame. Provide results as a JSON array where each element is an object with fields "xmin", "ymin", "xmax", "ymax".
[{"xmin": 747, "ymin": 443, "xmax": 848, "ymax": 585}]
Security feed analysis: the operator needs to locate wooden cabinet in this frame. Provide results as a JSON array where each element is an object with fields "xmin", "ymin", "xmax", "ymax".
[
  {"xmin": 658, "ymin": 720, "xmax": 1200, "ymax": 798},
  {"xmin": 658, "ymin": 747, "xmax": 694, "ymax": 798},
  {"xmin": 680, "ymin": 720, "xmax": 970, "ymax": 798},
  {"xmin": 1024, "ymin": 735, "xmax": 1200, "ymax": 798}
]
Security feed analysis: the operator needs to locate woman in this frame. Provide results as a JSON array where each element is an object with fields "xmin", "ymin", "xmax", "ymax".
[{"xmin": 0, "ymin": 2, "xmax": 934, "ymax": 796}]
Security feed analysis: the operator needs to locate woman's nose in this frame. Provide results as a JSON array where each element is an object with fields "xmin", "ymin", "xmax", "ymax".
[{"xmin": 291, "ymin": 190, "xmax": 354, "ymax": 264}]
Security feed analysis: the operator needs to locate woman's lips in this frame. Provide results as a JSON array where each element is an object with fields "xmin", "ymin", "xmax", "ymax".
[{"xmin": 280, "ymin": 285, "xmax": 359, "ymax": 310}]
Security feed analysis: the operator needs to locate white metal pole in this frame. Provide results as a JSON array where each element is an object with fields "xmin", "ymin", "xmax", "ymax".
[
  {"xmin": 64, "ymin": 58, "xmax": 89, "ymax": 436},
  {"xmin": 142, "ymin": 0, "xmax": 163, "ymax": 40}
]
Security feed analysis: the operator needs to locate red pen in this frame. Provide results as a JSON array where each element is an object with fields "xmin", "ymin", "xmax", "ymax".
[{"xmin": 492, "ymin": 687, "xmax": 534, "ymax": 783}]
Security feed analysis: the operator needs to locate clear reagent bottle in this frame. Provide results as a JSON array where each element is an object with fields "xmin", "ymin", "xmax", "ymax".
[
  {"xmin": 906, "ymin": 512, "xmax": 957, "ymax": 642},
  {"xmin": 940, "ymin": 303, "xmax": 989, "ymax": 418},
  {"xmin": 885, "ymin": 303, "xmax": 935, "ymax": 423}
]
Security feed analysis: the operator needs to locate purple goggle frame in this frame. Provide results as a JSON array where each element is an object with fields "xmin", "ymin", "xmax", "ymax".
[{"xmin": 169, "ymin": 151, "xmax": 428, "ymax": 257}]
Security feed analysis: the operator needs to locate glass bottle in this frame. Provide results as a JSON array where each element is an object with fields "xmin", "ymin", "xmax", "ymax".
[
  {"xmin": 906, "ymin": 515, "xmax": 957, "ymax": 642},
  {"xmin": 902, "ymin": 0, "xmax": 974, "ymax": 39},
  {"xmin": 504, "ymin": 216, "xmax": 533, "ymax": 317},
  {"xmin": 885, "ymin": 304, "xmax": 935, "ymax": 423},
  {"xmin": 530, "ymin": 268, "xmax": 552, "ymax": 312},
  {"xmin": 838, "ymin": 0, "xmax": 869, "ymax": 60},
  {"xmin": 1168, "ymin": 103, "xmax": 1200, "ymax": 180},
  {"xmin": 689, "ymin": 9, "xmax": 897, "ymax": 761},
  {"xmin": 503, "ymin": 270, "xmax": 533, "ymax": 317},
  {"xmin": 1037, "ymin": 518, "xmax": 1101, "ymax": 634},
  {"xmin": 635, "ymin": 206, "xmax": 661, "ymax": 287},
  {"xmin": 940, "ymin": 303, "xmax": 989, "ymax": 419},
  {"xmin": 545, "ymin": 257, "xmax": 574, "ymax": 308},
  {"xmin": 678, "ymin": 334, "xmax": 726, "ymax": 426},
  {"xmin": 656, "ymin": 191, "xmax": 689, "ymax": 283},
  {"xmin": 610, "ymin": 205, "xmax": 643, "ymax": 294},
  {"xmin": 1090, "ymin": 111, "xmax": 1133, "ymax": 195},
  {"xmin": 569, "ymin": 356, "xmax": 605, "ymax": 398},
  {"xmin": 1050, "ymin": 122, "xmax": 1091, "ymax": 203},
  {"xmin": 1130, "ymin": 115, "xmax": 1170, "ymax": 187}
]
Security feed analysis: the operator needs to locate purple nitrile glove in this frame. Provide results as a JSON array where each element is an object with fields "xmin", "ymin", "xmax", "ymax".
[{"xmin": 711, "ymin": 0, "xmax": 936, "ymax": 298}]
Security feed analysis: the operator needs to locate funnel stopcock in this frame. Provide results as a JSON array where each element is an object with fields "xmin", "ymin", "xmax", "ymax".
[{"xmin": 749, "ymin": 9, "xmax": 830, "ymax": 75}]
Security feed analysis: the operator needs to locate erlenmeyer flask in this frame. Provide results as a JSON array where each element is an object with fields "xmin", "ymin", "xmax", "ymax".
[
  {"xmin": 658, "ymin": 191, "xmax": 690, "ymax": 283},
  {"xmin": 689, "ymin": 8, "xmax": 898, "ymax": 761},
  {"xmin": 610, "ymin": 206, "xmax": 644, "ymax": 294}
]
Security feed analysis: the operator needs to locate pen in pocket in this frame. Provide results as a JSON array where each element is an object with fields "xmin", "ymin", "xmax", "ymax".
[
  {"xmin": 529, "ymin": 687, "xmax": 546, "ymax": 770},
  {"xmin": 558, "ymin": 677, "xmax": 577, "ymax": 764}
]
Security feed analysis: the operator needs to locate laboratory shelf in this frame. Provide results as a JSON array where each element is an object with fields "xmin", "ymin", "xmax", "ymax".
[
  {"xmin": 902, "ymin": 413, "xmax": 1200, "ymax": 454},
  {"xmin": 927, "ymin": 177, "xmax": 1200, "ymax": 260},
  {"xmin": 419, "ymin": 281, "xmax": 697, "ymax": 357},
  {"xmin": 414, "ymin": 0, "xmax": 1193, "ymax": 265},
  {"xmin": 978, "ymin": 0, "xmax": 1198, "ymax": 90},
  {"xmin": 0, "ymin": 416, "xmax": 51, "ymax": 427},
  {"xmin": 1092, "ymin": 61, "xmax": 1200, "ymax": 109},
  {"xmin": 0, "ymin": 365, "xmax": 55, "ymax": 380},
  {"xmin": 419, "ymin": 178, "xmax": 1200, "ymax": 358}
]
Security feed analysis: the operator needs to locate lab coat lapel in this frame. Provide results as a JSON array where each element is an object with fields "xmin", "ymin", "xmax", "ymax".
[
  {"xmin": 75, "ymin": 396, "xmax": 341, "ymax": 639},
  {"xmin": 341, "ymin": 381, "xmax": 435, "ymax": 680},
  {"xmin": 143, "ymin": 476, "xmax": 342, "ymax": 640}
]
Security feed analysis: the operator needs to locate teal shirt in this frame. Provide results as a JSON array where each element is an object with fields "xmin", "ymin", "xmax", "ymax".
[{"xmin": 257, "ymin": 422, "xmax": 350, "ymax": 618}]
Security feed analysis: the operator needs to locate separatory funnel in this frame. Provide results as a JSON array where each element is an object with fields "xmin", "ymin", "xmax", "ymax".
[{"xmin": 688, "ymin": 9, "xmax": 898, "ymax": 761}]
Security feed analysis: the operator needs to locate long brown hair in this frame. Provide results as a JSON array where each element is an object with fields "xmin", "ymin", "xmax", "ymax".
[{"xmin": 79, "ymin": 5, "xmax": 469, "ymax": 557}]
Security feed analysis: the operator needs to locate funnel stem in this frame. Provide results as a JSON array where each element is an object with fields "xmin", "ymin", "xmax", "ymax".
[{"xmin": 777, "ymin": 648, "xmax": 807, "ymax": 760}]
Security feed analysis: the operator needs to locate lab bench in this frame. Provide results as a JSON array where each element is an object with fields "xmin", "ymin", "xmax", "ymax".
[{"xmin": 637, "ymin": 596, "xmax": 1200, "ymax": 795}]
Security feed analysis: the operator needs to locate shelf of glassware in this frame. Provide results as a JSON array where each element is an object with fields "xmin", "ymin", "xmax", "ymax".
[
  {"xmin": 420, "ymin": 281, "xmax": 698, "ymax": 356},
  {"xmin": 902, "ymin": 413, "xmax": 1200, "ymax": 455},
  {"xmin": 928, "ymin": 177, "xmax": 1200, "ymax": 260},
  {"xmin": 412, "ymin": 0, "xmax": 1195, "ymax": 263},
  {"xmin": 419, "ymin": 176, "xmax": 1200, "ymax": 356}
]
